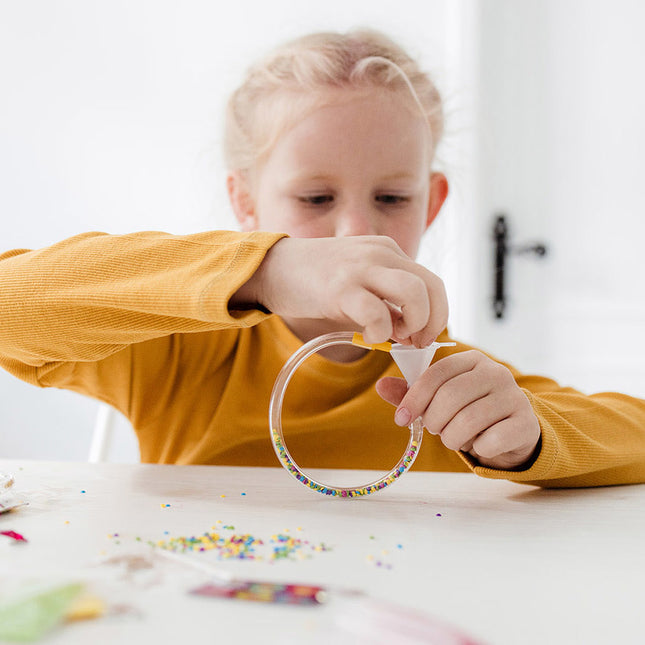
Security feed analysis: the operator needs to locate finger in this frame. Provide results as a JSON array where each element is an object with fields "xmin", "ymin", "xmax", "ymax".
[
  {"xmin": 409, "ymin": 271, "xmax": 448, "ymax": 347},
  {"xmin": 364, "ymin": 267, "xmax": 430, "ymax": 340},
  {"xmin": 470, "ymin": 419, "xmax": 516, "ymax": 459},
  {"xmin": 384, "ymin": 266, "xmax": 448, "ymax": 347},
  {"xmin": 338, "ymin": 288, "xmax": 394, "ymax": 344},
  {"xmin": 375, "ymin": 377, "xmax": 408, "ymax": 408},
  {"xmin": 471, "ymin": 415, "xmax": 540, "ymax": 462},
  {"xmin": 398, "ymin": 351, "xmax": 481, "ymax": 423},
  {"xmin": 343, "ymin": 239, "xmax": 448, "ymax": 346},
  {"xmin": 421, "ymin": 372, "xmax": 494, "ymax": 438},
  {"xmin": 461, "ymin": 438, "xmax": 475, "ymax": 453},
  {"xmin": 435, "ymin": 391, "xmax": 513, "ymax": 451}
]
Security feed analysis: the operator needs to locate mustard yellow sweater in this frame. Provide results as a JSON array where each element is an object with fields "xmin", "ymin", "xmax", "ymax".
[{"xmin": 1, "ymin": 230, "xmax": 644, "ymax": 487}]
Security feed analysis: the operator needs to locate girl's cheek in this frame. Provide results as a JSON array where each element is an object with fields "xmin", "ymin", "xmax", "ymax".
[{"xmin": 284, "ymin": 217, "xmax": 333, "ymax": 239}]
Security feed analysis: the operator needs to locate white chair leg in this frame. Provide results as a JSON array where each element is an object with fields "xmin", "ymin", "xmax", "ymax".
[{"xmin": 88, "ymin": 403, "xmax": 115, "ymax": 463}]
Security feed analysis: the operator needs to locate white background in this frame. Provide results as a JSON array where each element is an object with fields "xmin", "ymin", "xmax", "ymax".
[{"xmin": 1, "ymin": 0, "xmax": 643, "ymax": 462}]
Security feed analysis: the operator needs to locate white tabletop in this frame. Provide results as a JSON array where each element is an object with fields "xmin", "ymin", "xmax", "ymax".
[{"xmin": 0, "ymin": 459, "xmax": 643, "ymax": 645}]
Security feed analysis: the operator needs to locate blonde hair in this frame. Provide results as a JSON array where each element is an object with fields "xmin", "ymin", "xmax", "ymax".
[{"xmin": 224, "ymin": 29, "xmax": 444, "ymax": 173}]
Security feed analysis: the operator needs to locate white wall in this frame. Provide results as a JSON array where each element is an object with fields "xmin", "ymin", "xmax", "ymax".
[{"xmin": 0, "ymin": 0, "xmax": 476, "ymax": 461}]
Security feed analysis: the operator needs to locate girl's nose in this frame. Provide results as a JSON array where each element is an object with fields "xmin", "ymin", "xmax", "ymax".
[{"xmin": 335, "ymin": 209, "xmax": 378, "ymax": 237}]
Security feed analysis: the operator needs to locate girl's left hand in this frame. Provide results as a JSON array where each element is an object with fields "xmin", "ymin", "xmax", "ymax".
[{"xmin": 375, "ymin": 350, "xmax": 541, "ymax": 470}]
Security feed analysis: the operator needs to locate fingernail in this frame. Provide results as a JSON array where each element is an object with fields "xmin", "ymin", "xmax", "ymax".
[{"xmin": 394, "ymin": 407, "xmax": 412, "ymax": 427}]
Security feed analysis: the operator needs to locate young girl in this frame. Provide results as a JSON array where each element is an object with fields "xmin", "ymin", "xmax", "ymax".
[{"xmin": 1, "ymin": 30, "xmax": 644, "ymax": 486}]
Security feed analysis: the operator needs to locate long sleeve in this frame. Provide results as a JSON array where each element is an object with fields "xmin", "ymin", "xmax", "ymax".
[
  {"xmin": 0, "ymin": 230, "xmax": 286, "ymax": 387},
  {"xmin": 449, "ymin": 342, "xmax": 645, "ymax": 487},
  {"xmin": 2, "ymin": 231, "xmax": 644, "ymax": 486}
]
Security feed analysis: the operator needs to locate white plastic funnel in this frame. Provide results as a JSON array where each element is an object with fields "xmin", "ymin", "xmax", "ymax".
[{"xmin": 390, "ymin": 342, "xmax": 456, "ymax": 386}]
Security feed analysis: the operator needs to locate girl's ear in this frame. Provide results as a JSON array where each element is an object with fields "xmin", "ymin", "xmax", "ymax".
[
  {"xmin": 425, "ymin": 172, "xmax": 449, "ymax": 230},
  {"xmin": 227, "ymin": 171, "xmax": 258, "ymax": 231}
]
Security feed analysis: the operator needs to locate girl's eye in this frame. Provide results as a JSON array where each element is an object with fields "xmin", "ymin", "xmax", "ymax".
[
  {"xmin": 299, "ymin": 195, "xmax": 334, "ymax": 205},
  {"xmin": 376, "ymin": 194, "xmax": 410, "ymax": 205}
]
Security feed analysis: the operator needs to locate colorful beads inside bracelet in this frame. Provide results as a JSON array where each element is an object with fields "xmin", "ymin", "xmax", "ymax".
[{"xmin": 269, "ymin": 331, "xmax": 424, "ymax": 497}]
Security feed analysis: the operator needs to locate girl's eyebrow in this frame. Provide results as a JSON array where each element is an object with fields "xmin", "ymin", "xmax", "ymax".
[
  {"xmin": 379, "ymin": 172, "xmax": 419, "ymax": 182},
  {"xmin": 286, "ymin": 171, "xmax": 419, "ymax": 185},
  {"xmin": 285, "ymin": 172, "xmax": 337, "ymax": 185}
]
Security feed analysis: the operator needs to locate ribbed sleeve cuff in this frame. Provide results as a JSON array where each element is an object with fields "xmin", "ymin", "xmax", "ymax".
[{"xmin": 198, "ymin": 230, "xmax": 287, "ymax": 326}]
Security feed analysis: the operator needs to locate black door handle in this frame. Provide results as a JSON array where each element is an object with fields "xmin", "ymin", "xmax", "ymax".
[{"xmin": 493, "ymin": 214, "xmax": 548, "ymax": 319}]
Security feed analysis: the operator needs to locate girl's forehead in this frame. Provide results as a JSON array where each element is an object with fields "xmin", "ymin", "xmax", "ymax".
[
  {"xmin": 258, "ymin": 86, "xmax": 427, "ymax": 145},
  {"xmin": 279, "ymin": 92, "xmax": 429, "ymax": 151},
  {"xmin": 253, "ymin": 95, "xmax": 431, "ymax": 190},
  {"xmin": 248, "ymin": 86, "xmax": 433, "ymax": 188}
]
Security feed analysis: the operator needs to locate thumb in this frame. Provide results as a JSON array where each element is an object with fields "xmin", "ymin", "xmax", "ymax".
[{"xmin": 375, "ymin": 377, "xmax": 408, "ymax": 408}]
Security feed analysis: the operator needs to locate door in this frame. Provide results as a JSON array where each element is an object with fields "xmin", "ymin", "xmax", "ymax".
[{"xmin": 468, "ymin": 0, "xmax": 645, "ymax": 397}]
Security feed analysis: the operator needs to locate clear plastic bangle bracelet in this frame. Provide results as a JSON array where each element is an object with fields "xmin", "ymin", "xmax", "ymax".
[{"xmin": 269, "ymin": 331, "xmax": 455, "ymax": 498}]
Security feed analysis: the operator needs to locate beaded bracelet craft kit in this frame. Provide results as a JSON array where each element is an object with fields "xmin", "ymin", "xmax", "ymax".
[{"xmin": 269, "ymin": 332, "xmax": 455, "ymax": 497}]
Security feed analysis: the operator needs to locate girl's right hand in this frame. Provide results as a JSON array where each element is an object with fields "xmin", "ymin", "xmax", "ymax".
[{"xmin": 232, "ymin": 236, "xmax": 448, "ymax": 347}]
